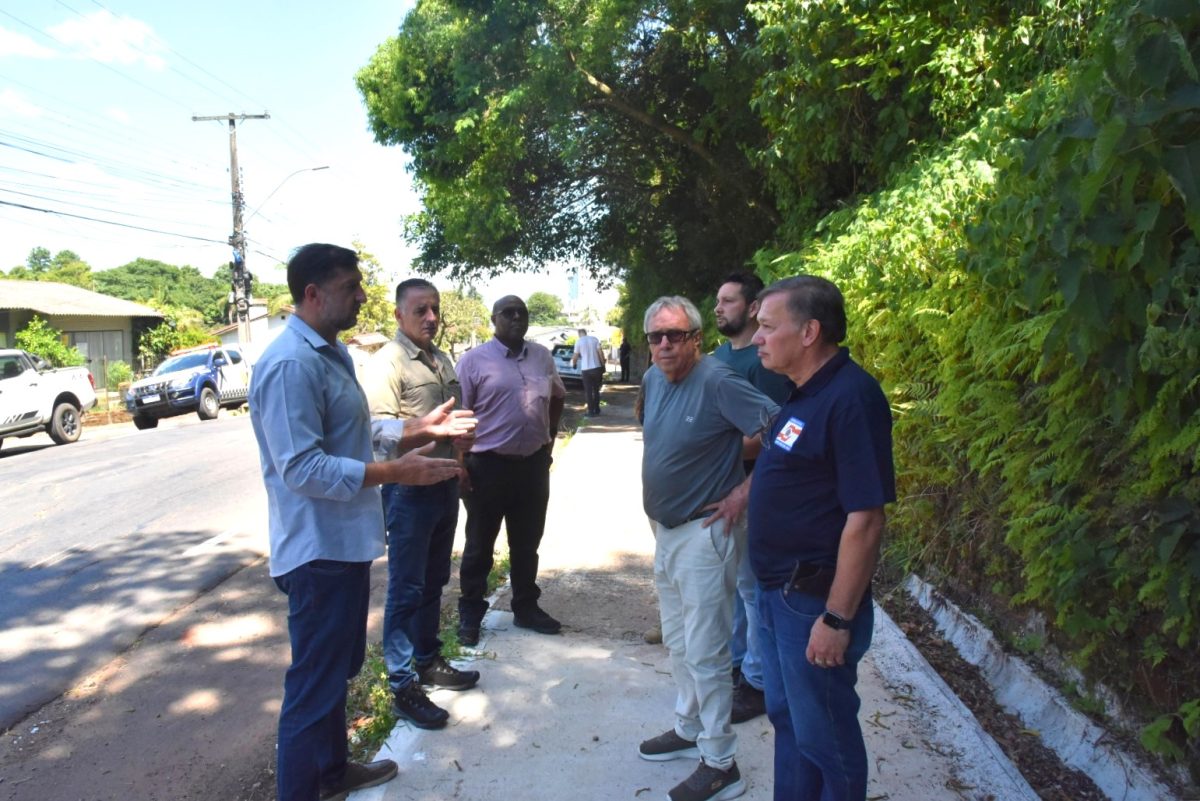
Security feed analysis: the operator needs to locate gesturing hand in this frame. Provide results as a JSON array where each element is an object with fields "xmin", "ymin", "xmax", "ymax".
[
  {"xmin": 420, "ymin": 397, "xmax": 478, "ymax": 441},
  {"xmin": 389, "ymin": 441, "xmax": 463, "ymax": 485}
]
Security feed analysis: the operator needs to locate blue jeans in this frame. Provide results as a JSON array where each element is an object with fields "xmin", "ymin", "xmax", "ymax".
[
  {"xmin": 757, "ymin": 585, "xmax": 873, "ymax": 801},
  {"xmin": 730, "ymin": 553, "xmax": 764, "ymax": 690},
  {"xmin": 273, "ymin": 559, "xmax": 371, "ymax": 801},
  {"xmin": 382, "ymin": 479, "xmax": 459, "ymax": 690}
]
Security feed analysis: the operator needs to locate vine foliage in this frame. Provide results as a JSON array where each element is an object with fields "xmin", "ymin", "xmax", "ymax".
[{"xmin": 762, "ymin": 0, "xmax": 1200, "ymax": 771}]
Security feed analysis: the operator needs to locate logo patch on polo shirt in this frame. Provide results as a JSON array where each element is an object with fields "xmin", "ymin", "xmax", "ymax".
[{"xmin": 774, "ymin": 417, "xmax": 805, "ymax": 451}]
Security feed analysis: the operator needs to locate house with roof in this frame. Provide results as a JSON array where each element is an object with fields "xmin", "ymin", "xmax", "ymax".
[{"xmin": 0, "ymin": 279, "xmax": 162, "ymax": 381}]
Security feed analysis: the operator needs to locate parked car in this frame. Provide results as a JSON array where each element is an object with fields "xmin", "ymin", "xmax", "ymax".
[
  {"xmin": 0, "ymin": 348, "xmax": 97, "ymax": 451},
  {"xmin": 125, "ymin": 344, "xmax": 250, "ymax": 429},
  {"xmin": 551, "ymin": 343, "xmax": 583, "ymax": 383}
]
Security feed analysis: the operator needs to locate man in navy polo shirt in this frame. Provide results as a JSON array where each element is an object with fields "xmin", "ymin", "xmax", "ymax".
[{"xmin": 747, "ymin": 275, "xmax": 894, "ymax": 801}]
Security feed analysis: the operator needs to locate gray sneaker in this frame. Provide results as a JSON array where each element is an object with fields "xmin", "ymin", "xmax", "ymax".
[
  {"xmin": 638, "ymin": 729, "xmax": 700, "ymax": 762},
  {"xmin": 668, "ymin": 760, "xmax": 745, "ymax": 801}
]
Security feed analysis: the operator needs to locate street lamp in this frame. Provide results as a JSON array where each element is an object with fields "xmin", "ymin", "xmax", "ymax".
[{"xmin": 245, "ymin": 165, "xmax": 330, "ymax": 224}]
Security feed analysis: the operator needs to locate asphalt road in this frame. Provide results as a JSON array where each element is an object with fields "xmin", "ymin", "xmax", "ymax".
[{"xmin": 0, "ymin": 412, "xmax": 267, "ymax": 730}]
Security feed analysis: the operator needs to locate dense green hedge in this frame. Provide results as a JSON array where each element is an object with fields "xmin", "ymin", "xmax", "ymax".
[{"xmin": 759, "ymin": 0, "xmax": 1200, "ymax": 771}]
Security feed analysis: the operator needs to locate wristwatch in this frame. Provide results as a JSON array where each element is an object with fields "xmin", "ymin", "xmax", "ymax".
[{"xmin": 822, "ymin": 610, "xmax": 851, "ymax": 631}]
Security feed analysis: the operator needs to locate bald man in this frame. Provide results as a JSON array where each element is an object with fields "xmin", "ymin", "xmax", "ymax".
[{"xmin": 453, "ymin": 296, "xmax": 567, "ymax": 646}]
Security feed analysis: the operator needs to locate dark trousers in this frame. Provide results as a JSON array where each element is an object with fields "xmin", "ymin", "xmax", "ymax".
[
  {"xmin": 581, "ymin": 367, "xmax": 604, "ymax": 414},
  {"xmin": 273, "ymin": 560, "xmax": 371, "ymax": 801},
  {"xmin": 382, "ymin": 479, "xmax": 459, "ymax": 690},
  {"xmin": 619, "ymin": 357, "xmax": 630, "ymax": 382},
  {"xmin": 459, "ymin": 447, "xmax": 552, "ymax": 623}
]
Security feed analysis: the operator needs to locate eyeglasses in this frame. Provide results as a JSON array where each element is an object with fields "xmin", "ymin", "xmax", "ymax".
[
  {"xmin": 497, "ymin": 308, "xmax": 528, "ymax": 319},
  {"xmin": 646, "ymin": 329, "xmax": 696, "ymax": 345}
]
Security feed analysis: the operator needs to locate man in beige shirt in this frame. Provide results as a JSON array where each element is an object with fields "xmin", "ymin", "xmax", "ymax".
[{"xmin": 363, "ymin": 278, "xmax": 479, "ymax": 731}]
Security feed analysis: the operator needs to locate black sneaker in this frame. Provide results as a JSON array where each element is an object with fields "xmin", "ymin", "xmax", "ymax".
[
  {"xmin": 668, "ymin": 760, "xmax": 745, "ymax": 801},
  {"xmin": 319, "ymin": 759, "xmax": 398, "ymax": 800},
  {"xmin": 637, "ymin": 729, "xmax": 700, "ymax": 762},
  {"xmin": 730, "ymin": 681, "xmax": 766, "ymax": 724},
  {"xmin": 417, "ymin": 655, "xmax": 480, "ymax": 691},
  {"xmin": 512, "ymin": 606, "xmax": 562, "ymax": 634},
  {"xmin": 392, "ymin": 682, "xmax": 449, "ymax": 730},
  {"xmin": 457, "ymin": 623, "xmax": 480, "ymax": 647}
]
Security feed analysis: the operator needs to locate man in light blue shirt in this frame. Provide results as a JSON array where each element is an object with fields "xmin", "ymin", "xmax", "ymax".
[{"xmin": 250, "ymin": 243, "xmax": 465, "ymax": 801}]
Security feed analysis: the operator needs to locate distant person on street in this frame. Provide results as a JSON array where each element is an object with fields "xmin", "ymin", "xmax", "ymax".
[
  {"xmin": 748, "ymin": 275, "xmax": 895, "ymax": 801},
  {"xmin": 712, "ymin": 271, "xmax": 794, "ymax": 725},
  {"xmin": 249, "ymin": 243, "xmax": 463, "ymax": 801},
  {"xmin": 637, "ymin": 295, "xmax": 777, "ymax": 801},
  {"xmin": 454, "ymin": 295, "xmax": 566, "ymax": 646},
  {"xmin": 571, "ymin": 327, "xmax": 606, "ymax": 416},
  {"xmin": 363, "ymin": 278, "xmax": 482, "ymax": 732},
  {"xmin": 619, "ymin": 338, "xmax": 632, "ymax": 382}
]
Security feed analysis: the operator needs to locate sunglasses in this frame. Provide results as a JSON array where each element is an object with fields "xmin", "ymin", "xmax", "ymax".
[{"xmin": 646, "ymin": 329, "xmax": 697, "ymax": 345}]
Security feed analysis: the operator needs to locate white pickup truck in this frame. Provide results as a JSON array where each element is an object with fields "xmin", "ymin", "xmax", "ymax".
[{"xmin": 0, "ymin": 349, "xmax": 98, "ymax": 451}]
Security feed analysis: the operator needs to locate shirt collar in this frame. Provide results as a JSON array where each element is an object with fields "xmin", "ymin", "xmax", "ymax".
[
  {"xmin": 487, "ymin": 336, "xmax": 527, "ymax": 359},
  {"xmin": 393, "ymin": 329, "xmax": 444, "ymax": 362},
  {"xmin": 287, "ymin": 314, "xmax": 340, "ymax": 353},
  {"xmin": 794, "ymin": 347, "xmax": 851, "ymax": 398}
]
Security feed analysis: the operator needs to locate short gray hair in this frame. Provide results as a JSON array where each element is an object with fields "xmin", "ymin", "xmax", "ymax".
[{"xmin": 643, "ymin": 295, "xmax": 703, "ymax": 333}]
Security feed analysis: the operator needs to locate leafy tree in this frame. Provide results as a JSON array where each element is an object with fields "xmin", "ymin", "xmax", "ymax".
[
  {"xmin": 356, "ymin": 0, "xmax": 778, "ymax": 304},
  {"xmin": 437, "ymin": 287, "xmax": 491, "ymax": 355},
  {"xmin": 748, "ymin": 0, "xmax": 1099, "ymax": 240},
  {"xmin": 14, "ymin": 316, "xmax": 85, "ymax": 367},
  {"xmin": 95, "ymin": 258, "xmax": 227, "ymax": 325},
  {"xmin": 45, "ymin": 250, "xmax": 94, "ymax": 289},
  {"xmin": 25, "ymin": 246, "xmax": 51, "ymax": 274},
  {"xmin": 526, "ymin": 291, "xmax": 567, "ymax": 325},
  {"xmin": 339, "ymin": 241, "xmax": 395, "ymax": 342},
  {"xmin": 5, "ymin": 247, "xmax": 94, "ymax": 288}
]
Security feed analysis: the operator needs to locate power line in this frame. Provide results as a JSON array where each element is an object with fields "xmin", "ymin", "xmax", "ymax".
[{"xmin": 0, "ymin": 199, "xmax": 229, "ymax": 245}]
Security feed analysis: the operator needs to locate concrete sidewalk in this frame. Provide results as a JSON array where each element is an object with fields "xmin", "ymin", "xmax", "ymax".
[{"xmin": 362, "ymin": 391, "xmax": 1039, "ymax": 801}]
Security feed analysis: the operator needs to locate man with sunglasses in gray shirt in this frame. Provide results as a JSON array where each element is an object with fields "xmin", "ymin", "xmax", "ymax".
[{"xmin": 636, "ymin": 295, "xmax": 778, "ymax": 801}]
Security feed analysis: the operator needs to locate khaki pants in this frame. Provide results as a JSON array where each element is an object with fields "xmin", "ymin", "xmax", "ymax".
[{"xmin": 653, "ymin": 516, "xmax": 744, "ymax": 769}]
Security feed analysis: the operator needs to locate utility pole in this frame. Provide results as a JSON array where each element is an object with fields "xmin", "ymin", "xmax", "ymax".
[{"xmin": 193, "ymin": 112, "xmax": 270, "ymax": 346}]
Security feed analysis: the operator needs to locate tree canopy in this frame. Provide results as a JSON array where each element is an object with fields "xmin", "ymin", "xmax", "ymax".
[
  {"xmin": 356, "ymin": 0, "xmax": 778, "ymax": 306},
  {"xmin": 526, "ymin": 291, "xmax": 567, "ymax": 325}
]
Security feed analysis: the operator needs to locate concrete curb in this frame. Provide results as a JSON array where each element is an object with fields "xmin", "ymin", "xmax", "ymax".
[{"xmin": 907, "ymin": 575, "xmax": 1180, "ymax": 801}]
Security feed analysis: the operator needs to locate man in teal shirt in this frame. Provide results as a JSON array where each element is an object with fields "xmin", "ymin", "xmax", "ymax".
[{"xmin": 713, "ymin": 272, "xmax": 793, "ymax": 725}]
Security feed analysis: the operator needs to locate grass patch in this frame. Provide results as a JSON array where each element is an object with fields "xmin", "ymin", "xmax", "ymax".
[{"xmin": 345, "ymin": 548, "xmax": 510, "ymax": 761}]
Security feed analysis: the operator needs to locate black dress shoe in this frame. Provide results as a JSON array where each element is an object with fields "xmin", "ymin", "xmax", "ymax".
[
  {"xmin": 731, "ymin": 681, "xmax": 766, "ymax": 724},
  {"xmin": 512, "ymin": 606, "xmax": 562, "ymax": 634},
  {"xmin": 457, "ymin": 623, "xmax": 480, "ymax": 647},
  {"xmin": 319, "ymin": 759, "xmax": 398, "ymax": 800},
  {"xmin": 418, "ymin": 655, "xmax": 480, "ymax": 691},
  {"xmin": 392, "ymin": 682, "xmax": 449, "ymax": 730}
]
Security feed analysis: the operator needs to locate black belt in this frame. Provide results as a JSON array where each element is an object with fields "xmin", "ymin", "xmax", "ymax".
[
  {"xmin": 469, "ymin": 448, "xmax": 545, "ymax": 462},
  {"xmin": 768, "ymin": 561, "xmax": 837, "ymax": 599}
]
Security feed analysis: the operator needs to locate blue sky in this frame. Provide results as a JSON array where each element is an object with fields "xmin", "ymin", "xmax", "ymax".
[{"xmin": 0, "ymin": 1, "xmax": 606, "ymax": 310}]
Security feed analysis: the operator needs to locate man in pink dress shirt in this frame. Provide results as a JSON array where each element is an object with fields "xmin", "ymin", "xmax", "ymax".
[{"xmin": 454, "ymin": 295, "xmax": 566, "ymax": 645}]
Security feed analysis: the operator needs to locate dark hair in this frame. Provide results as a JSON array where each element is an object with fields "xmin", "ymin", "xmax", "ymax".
[
  {"xmin": 720, "ymin": 271, "xmax": 765, "ymax": 304},
  {"xmin": 287, "ymin": 243, "xmax": 358, "ymax": 304},
  {"xmin": 759, "ymin": 275, "xmax": 846, "ymax": 345},
  {"xmin": 395, "ymin": 277, "xmax": 438, "ymax": 305}
]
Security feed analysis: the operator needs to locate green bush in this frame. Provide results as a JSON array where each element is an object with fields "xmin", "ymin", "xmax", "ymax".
[
  {"xmin": 13, "ymin": 316, "xmax": 86, "ymax": 367},
  {"xmin": 758, "ymin": 0, "xmax": 1200, "ymax": 771},
  {"xmin": 137, "ymin": 321, "xmax": 215, "ymax": 366},
  {"xmin": 105, "ymin": 360, "xmax": 133, "ymax": 392}
]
